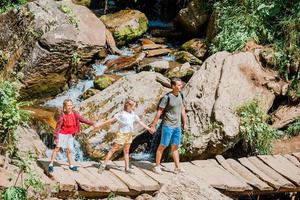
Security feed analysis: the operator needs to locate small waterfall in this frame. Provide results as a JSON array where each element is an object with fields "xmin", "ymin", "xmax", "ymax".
[{"xmin": 45, "ymin": 139, "xmax": 85, "ymax": 162}]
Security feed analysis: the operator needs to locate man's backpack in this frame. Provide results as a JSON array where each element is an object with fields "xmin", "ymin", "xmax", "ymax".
[{"xmin": 157, "ymin": 91, "xmax": 184, "ymax": 118}]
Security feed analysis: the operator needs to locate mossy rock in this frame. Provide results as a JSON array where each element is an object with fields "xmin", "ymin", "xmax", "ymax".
[
  {"xmin": 181, "ymin": 38, "xmax": 207, "ymax": 59},
  {"xmin": 93, "ymin": 74, "xmax": 120, "ymax": 90},
  {"xmin": 100, "ymin": 9, "xmax": 148, "ymax": 46},
  {"xmin": 173, "ymin": 51, "xmax": 202, "ymax": 65}
]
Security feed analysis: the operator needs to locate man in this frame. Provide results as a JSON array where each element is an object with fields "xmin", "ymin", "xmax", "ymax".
[{"xmin": 150, "ymin": 77, "xmax": 188, "ymax": 174}]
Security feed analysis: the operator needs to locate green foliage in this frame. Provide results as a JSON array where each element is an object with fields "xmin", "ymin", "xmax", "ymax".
[
  {"xmin": 2, "ymin": 152, "xmax": 44, "ymax": 200},
  {"xmin": 178, "ymin": 132, "xmax": 190, "ymax": 156},
  {"xmin": 15, "ymin": 152, "xmax": 44, "ymax": 194},
  {"xmin": 0, "ymin": 0, "xmax": 27, "ymax": 14},
  {"xmin": 107, "ymin": 192, "xmax": 115, "ymax": 200},
  {"xmin": 211, "ymin": 0, "xmax": 300, "ymax": 80},
  {"xmin": 58, "ymin": 4, "xmax": 79, "ymax": 28},
  {"xmin": 2, "ymin": 187, "xmax": 26, "ymax": 200},
  {"xmin": 0, "ymin": 81, "xmax": 31, "ymax": 156},
  {"xmin": 286, "ymin": 118, "xmax": 300, "ymax": 136},
  {"xmin": 236, "ymin": 99, "xmax": 279, "ymax": 155}
]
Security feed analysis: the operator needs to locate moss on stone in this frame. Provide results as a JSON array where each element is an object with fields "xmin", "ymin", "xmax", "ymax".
[{"xmin": 94, "ymin": 76, "xmax": 113, "ymax": 90}]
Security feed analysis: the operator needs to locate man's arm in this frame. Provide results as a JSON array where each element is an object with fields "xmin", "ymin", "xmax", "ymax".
[
  {"xmin": 181, "ymin": 106, "xmax": 188, "ymax": 134},
  {"xmin": 150, "ymin": 107, "xmax": 164, "ymax": 130}
]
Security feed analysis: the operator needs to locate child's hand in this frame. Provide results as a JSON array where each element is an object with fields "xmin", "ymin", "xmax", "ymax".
[{"xmin": 148, "ymin": 127, "xmax": 156, "ymax": 134}]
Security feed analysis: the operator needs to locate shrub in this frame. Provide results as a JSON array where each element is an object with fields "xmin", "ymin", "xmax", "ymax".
[
  {"xmin": 211, "ymin": 0, "xmax": 300, "ymax": 80},
  {"xmin": 236, "ymin": 99, "xmax": 279, "ymax": 155},
  {"xmin": 0, "ymin": 0, "xmax": 27, "ymax": 14},
  {"xmin": 0, "ymin": 81, "xmax": 30, "ymax": 157},
  {"xmin": 286, "ymin": 118, "xmax": 300, "ymax": 136}
]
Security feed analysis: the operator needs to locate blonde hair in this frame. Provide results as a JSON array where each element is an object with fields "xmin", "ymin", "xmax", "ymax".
[
  {"xmin": 63, "ymin": 99, "xmax": 73, "ymax": 113},
  {"xmin": 124, "ymin": 98, "xmax": 136, "ymax": 110}
]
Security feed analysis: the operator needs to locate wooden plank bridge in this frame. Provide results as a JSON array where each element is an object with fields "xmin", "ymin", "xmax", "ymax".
[{"xmin": 36, "ymin": 152, "xmax": 300, "ymax": 198}]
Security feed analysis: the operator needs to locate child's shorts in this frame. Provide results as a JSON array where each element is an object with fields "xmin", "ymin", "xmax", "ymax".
[
  {"xmin": 57, "ymin": 133, "xmax": 74, "ymax": 150},
  {"xmin": 114, "ymin": 132, "xmax": 133, "ymax": 145}
]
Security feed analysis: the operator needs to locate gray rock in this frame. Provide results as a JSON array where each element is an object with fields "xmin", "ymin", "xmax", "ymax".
[
  {"xmin": 76, "ymin": 72, "xmax": 170, "ymax": 159},
  {"xmin": 184, "ymin": 52, "xmax": 276, "ymax": 158},
  {"xmin": 0, "ymin": 0, "xmax": 106, "ymax": 99}
]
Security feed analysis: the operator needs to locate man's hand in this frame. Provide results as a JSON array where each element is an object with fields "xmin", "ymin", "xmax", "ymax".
[{"xmin": 183, "ymin": 124, "xmax": 188, "ymax": 135}]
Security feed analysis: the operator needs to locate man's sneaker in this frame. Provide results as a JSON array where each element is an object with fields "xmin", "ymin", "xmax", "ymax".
[
  {"xmin": 98, "ymin": 163, "xmax": 106, "ymax": 173},
  {"xmin": 152, "ymin": 165, "xmax": 163, "ymax": 175},
  {"xmin": 125, "ymin": 168, "xmax": 135, "ymax": 175},
  {"xmin": 69, "ymin": 166, "xmax": 78, "ymax": 171},
  {"xmin": 174, "ymin": 168, "xmax": 185, "ymax": 174},
  {"xmin": 48, "ymin": 165, "xmax": 54, "ymax": 173}
]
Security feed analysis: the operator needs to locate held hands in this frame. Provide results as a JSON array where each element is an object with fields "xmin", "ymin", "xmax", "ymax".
[{"xmin": 148, "ymin": 126, "xmax": 156, "ymax": 134}]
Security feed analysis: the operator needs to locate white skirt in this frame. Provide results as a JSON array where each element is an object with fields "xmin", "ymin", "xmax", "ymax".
[{"xmin": 57, "ymin": 133, "xmax": 74, "ymax": 150}]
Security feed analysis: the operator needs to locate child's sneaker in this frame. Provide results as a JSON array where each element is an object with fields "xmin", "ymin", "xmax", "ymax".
[
  {"xmin": 152, "ymin": 165, "xmax": 162, "ymax": 175},
  {"xmin": 98, "ymin": 163, "xmax": 106, "ymax": 173},
  {"xmin": 174, "ymin": 168, "xmax": 185, "ymax": 174},
  {"xmin": 69, "ymin": 166, "xmax": 78, "ymax": 171},
  {"xmin": 48, "ymin": 165, "xmax": 54, "ymax": 173}
]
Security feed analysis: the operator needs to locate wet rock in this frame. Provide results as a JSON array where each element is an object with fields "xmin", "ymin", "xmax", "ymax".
[
  {"xmin": 105, "ymin": 53, "xmax": 146, "ymax": 72},
  {"xmin": 94, "ymin": 74, "xmax": 121, "ymax": 90},
  {"xmin": 173, "ymin": 51, "xmax": 202, "ymax": 65},
  {"xmin": 72, "ymin": 0, "xmax": 90, "ymax": 6},
  {"xmin": 76, "ymin": 72, "xmax": 170, "ymax": 159},
  {"xmin": 165, "ymin": 62, "xmax": 194, "ymax": 79},
  {"xmin": 146, "ymin": 49, "xmax": 172, "ymax": 57},
  {"xmin": 176, "ymin": 0, "xmax": 209, "ymax": 36},
  {"xmin": 100, "ymin": 9, "xmax": 148, "ymax": 46},
  {"xmin": 181, "ymin": 38, "xmax": 207, "ymax": 59},
  {"xmin": 138, "ymin": 59, "xmax": 169, "ymax": 72},
  {"xmin": 153, "ymin": 174, "xmax": 231, "ymax": 200},
  {"xmin": 184, "ymin": 52, "xmax": 276, "ymax": 159},
  {"xmin": 0, "ymin": 0, "xmax": 106, "ymax": 100},
  {"xmin": 81, "ymin": 88, "xmax": 101, "ymax": 100}
]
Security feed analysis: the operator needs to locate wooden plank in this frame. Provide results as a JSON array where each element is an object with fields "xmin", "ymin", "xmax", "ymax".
[
  {"xmin": 114, "ymin": 161, "xmax": 160, "ymax": 191},
  {"xmin": 132, "ymin": 161, "xmax": 173, "ymax": 186},
  {"xmin": 60, "ymin": 164, "xmax": 96, "ymax": 192},
  {"xmin": 247, "ymin": 156, "xmax": 295, "ymax": 189},
  {"xmin": 259, "ymin": 155, "xmax": 300, "ymax": 186},
  {"xmin": 37, "ymin": 160, "xmax": 77, "ymax": 191},
  {"xmin": 77, "ymin": 167, "xmax": 110, "ymax": 192},
  {"xmin": 216, "ymin": 155, "xmax": 252, "ymax": 190},
  {"xmin": 284, "ymin": 154, "xmax": 300, "ymax": 168},
  {"xmin": 225, "ymin": 158, "xmax": 273, "ymax": 191},
  {"xmin": 292, "ymin": 152, "xmax": 300, "ymax": 161},
  {"xmin": 239, "ymin": 157, "xmax": 281, "ymax": 189},
  {"xmin": 85, "ymin": 167, "xmax": 129, "ymax": 193},
  {"xmin": 108, "ymin": 162, "xmax": 143, "ymax": 192},
  {"xmin": 191, "ymin": 160, "xmax": 252, "ymax": 191}
]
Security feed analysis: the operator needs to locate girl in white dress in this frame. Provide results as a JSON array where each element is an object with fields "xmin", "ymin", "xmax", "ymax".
[{"xmin": 93, "ymin": 98, "xmax": 152, "ymax": 173}]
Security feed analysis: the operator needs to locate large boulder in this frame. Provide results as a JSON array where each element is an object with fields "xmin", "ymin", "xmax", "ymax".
[
  {"xmin": 184, "ymin": 52, "xmax": 277, "ymax": 158},
  {"xmin": 175, "ymin": 0, "xmax": 209, "ymax": 36},
  {"xmin": 76, "ymin": 72, "xmax": 170, "ymax": 159},
  {"xmin": 0, "ymin": 0, "xmax": 106, "ymax": 99},
  {"xmin": 100, "ymin": 9, "xmax": 148, "ymax": 46}
]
